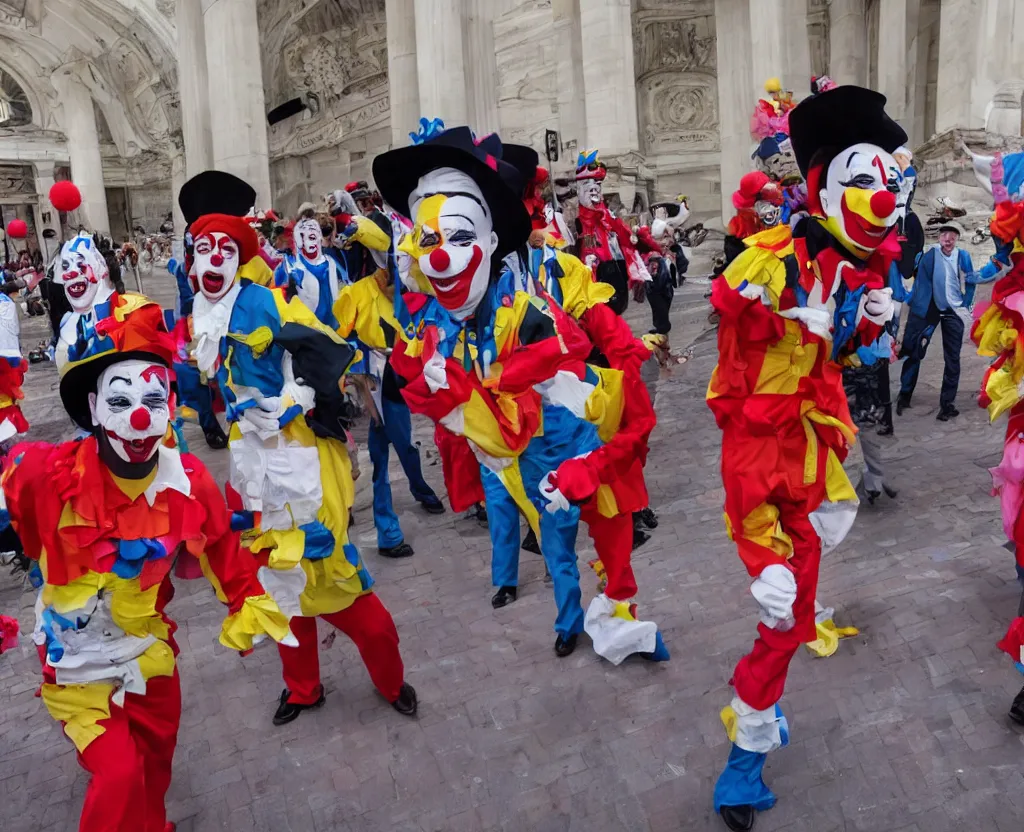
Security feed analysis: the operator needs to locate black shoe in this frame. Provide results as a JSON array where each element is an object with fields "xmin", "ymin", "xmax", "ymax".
[
  {"xmin": 420, "ymin": 500, "xmax": 445, "ymax": 515},
  {"xmin": 719, "ymin": 805, "xmax": 755, "ymax": 831},
  {"xmin": 204, "ymin": 428, "xmax": 229, "ymax": 450},
  {"xmin": 866, "ymin": 490, "xmax": 880, "ymax": 506},
  {"xmin": 876, "ymin": 422, "xmax": 894, "ymax": 436},
  {"xmin": 391, "ymin": 682, "xmax": 418, "ymax": 716},
  {"xmin": 1010, "ymin": 685, "xmax": 1024, "ymax": 726},
  {"xmin": 632, "ymin": 528, "xmax": 651, "ymax": 550},
  {"xmin": 379, "ymin": 542, "xmax": 414, "ymax": 558},
  {"xmin": 896, "ymin": 395, "xmax": 910, "ymax": 416},
  {"xmin": 491, "ymin": 586, "xmax": 517, "ymax": 608},
  {"xmin": 936, "ymin": 404, "xmax": 960, "ymax": 421},
  {"xmin": 636, "ymin": 507, "xmax": 659, "ymax": 529},
  {"xmin": 883, "ymin": 484, "xmax": 899, "ymax": 499},
  {"xmin": 521, "ymin": 529, "xmax": 541, "ymax": 555},
  {"xmin": 554, "ymin": 633, "xmax": 578, "ymax": 657},
  {"xmin": 272, "ymin": 686, "xmax": 325, "ymax": 726}
]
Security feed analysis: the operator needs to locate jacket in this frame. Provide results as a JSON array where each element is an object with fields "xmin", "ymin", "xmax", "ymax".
[{"xmin": 907, "ymin": 246, "xmax": 987, "ymax": 318}]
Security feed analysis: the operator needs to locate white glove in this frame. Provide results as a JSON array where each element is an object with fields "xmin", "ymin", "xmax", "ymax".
[
  {"xmin": 240, "ymin": 394, "xmax": 282, "ymax": 435},
  {"xmin": 584, "ymin": 254, "xmax": 598, "ymax": 270},
  {"xmin": 750, "ymin": 563, "xmax": 797, "ymax": 631},
  {"xmin": 738, "ymin": 281, "xmax": 768, "ymax": 303},
  {"xmin": 539, "ymin": 471, "xmax": 571, "ymax": 514},
  {"xmin": 780, "ymin": 306, "xmax": 833, "ymax": 338},
  {"xmin": 862, "ymin": 287, "xmax": 895, "ymax": 324},
  {"xmin": 423, "ymin": 350, "xmax": 449, "ymax": 393}
]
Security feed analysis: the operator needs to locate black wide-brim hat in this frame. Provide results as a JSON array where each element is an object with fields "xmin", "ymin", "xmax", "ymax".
[
  {"xmin": 789, "ymin": 86, "xmax": 908, "ymax": 178},
  {"xmin": 501, "ymin": 144, "xmax": 540, "ymax": 194},
  {"xmin": 178, "ymin": 170, "xmax": 257, "ymax": 226},
  {"xmin": 60, "ymin": 348, "xmax": 172, "ymax": 432},
  {"xmin": 372, "ymin": 126, "xmax": 531, "ymax": 260}
]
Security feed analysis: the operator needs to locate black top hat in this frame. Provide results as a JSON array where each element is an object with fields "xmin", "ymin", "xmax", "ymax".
[
  {"xmin": 789, "ymin": 86, "xmax": 908, "ymax": 178},
  {"xmin": 372, "ymin": 126, "xmax": 531, "ymax": 260},
  {"xmin": 178, "ymin": 170, "xmax": 257, "ymax": 226},
  {"xmin": 500, "ymin": 144, "xmax": 540, "ymax": 195}
]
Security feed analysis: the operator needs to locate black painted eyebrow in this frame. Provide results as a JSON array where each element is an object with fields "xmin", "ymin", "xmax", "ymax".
[
  {"xmin": 846, "ymin": 151, "xmax": 861, "ymax": 167},
  {"xmin": 108, "ymin": 375, "xmax": 132, "ymax": 386}
]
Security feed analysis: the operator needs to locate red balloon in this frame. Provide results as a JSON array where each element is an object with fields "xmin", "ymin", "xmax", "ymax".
[
  {"xmin": 49, "ymin": 180, "xmax": 82, "ymax": 213},
  {"xmin": 5, "ymin": 219, "xmax": 27, "ymax": 239}
]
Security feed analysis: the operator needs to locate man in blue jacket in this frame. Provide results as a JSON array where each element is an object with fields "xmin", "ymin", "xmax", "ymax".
[{"xmin": 898, "ymin": 221, "xmax": 993, "ymax": 420}]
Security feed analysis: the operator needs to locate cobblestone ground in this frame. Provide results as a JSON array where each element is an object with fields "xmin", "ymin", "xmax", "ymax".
[{"xmin": 3, "ymin": 261, "xmax": 1024, "ymax": 832}]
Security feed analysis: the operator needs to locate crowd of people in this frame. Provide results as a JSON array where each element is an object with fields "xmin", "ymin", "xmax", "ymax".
[{"xmin": 0, "ymin": 74, "xmax": 1023, "ymax": 832}]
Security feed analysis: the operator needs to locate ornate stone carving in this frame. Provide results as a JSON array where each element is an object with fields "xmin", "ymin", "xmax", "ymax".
[
  {"xmin": 0, "ymin": 67, "xmax": 32, "ymax": 127},
  {"xmin": 0, "ymin": 163, "xmax": 34, "ymax": 200}
]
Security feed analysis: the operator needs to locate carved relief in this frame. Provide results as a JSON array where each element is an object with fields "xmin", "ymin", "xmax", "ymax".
[
  {"xmin": 0, "ymin": 164, "xmax": 34, "ymax": 200},
  {"xmin": 807, "ymin": 0, "xmax": 830, "ymax": 79},
  {"xmin": 0, "ymin": 67, "xmax": 32, "ymax": 127},
  {"xmin": 634, "ymin": 10, "xmax": 719, "ymax": 155}
]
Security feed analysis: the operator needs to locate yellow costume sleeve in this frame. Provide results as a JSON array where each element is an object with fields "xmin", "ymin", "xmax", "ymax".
[
  {"xmin": 722, "ymin": 246, "xmax": 788, "ymax": 310},
  {"xmin": 239, "ymin": 256, "xmax": 274, "ymax": 287},
  {"xmin": 332, "ymin": 277, "xmax": 391, "ymax": 349},
  {"xmin": 271, "ymin": 289, "xmax": 346, "ymax": 343},
  {"xmin": 348, "ymin": 215, "xmax": 391, "ymax": 252},
  {"xmin": 553, "ymin": 250, "xmax": 614, "ymax": 319}
]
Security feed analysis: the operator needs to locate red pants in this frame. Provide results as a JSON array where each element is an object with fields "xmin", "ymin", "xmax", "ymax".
[
  {"xmin": 76, "ymin": 670, "xmax": 181, "ymax": 832},
  {"xmin": 731, "ymin": 503, "xmax": 822, "ymax": 711},
  {"xmin": 277, "ymin": 593, "xmax": 405, "ymax": 705},
  {"xmin": 584, "ymin": 509, "xmax": 638, "ymax": 601}
]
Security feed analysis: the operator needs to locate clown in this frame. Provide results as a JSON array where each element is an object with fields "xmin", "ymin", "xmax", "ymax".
[
  {"xmin": 710, "ymin": 86, "xmax": 906, "ymax": 831},
  {"xmin": 181, "ymin": 170, "xmax": 418, "ymax": 727},
  {"xmin": 573, "ymin": 149, "xmax": 650, "ymax": 314},
  {"xmin": 273, "ymin": 207, "xmax": 345, "ymax": 327},
  {"xmin": 0, "ymin": 297, "xmax": 295, "ymax": 832},
  {"xmin": 372, "ymin": 124, "xmax": 668, "ymax": 663},
  {"xmin": 0, "ymin": 283, "xmax": 28, "ymax": 443},
  {"xmin": 54, "ymin": 232, "xmax": 118, "ymax": 370},
  {"xmin": 967, "ymin": 150, "xmax": 1024, "ymax": 723}
]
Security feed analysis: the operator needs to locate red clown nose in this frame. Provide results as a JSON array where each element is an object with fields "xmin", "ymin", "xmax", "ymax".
[
  {"xmin": 429, "ymin": 247, "xmax": 451, "ymax": 272},
  {"xmin": 130, "ymin": 408, "xmax": 151, "ymax": 431},
  {"xmin": 870, "ymin": 190, "xmax": 897, "ymax": 219}
]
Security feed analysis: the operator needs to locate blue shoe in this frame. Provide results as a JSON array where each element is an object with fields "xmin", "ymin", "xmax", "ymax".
[{"xmin": 640, "ymin": 630, "xmax": 670, "ymax": 662}]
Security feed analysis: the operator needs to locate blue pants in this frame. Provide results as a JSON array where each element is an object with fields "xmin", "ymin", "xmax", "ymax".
[
  {"xmin": 368, "ymin": 396, "xmax": 441, "ymax": 548},
  {"xmin": 482, "ymin": 466, "xmax": 521, "ymax": 589},
  {"xmin": 174, "ymin": 362, "xmax": 221, "ymax": 435}
]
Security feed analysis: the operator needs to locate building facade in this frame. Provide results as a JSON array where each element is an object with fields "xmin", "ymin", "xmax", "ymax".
[{"xmin": 0, "ymin": 0, "xmax": 1021, "ymax": 259}]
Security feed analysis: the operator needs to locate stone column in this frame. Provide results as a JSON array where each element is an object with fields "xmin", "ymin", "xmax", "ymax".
[
  {"xmin": 170, "ymin": 150, "xmax": 187, "ymax": 260},
  {"xmin": 32, "ymin": 161, "xmax": 62, "ymax": 262},
  {"xmin": 829, "ymin": 0, "xmax": 868, "ymax": 86},
  {"xmin": 176, "ymin": 0, "xmax": 213, "ymax": 177},
  {"xmin": 51, "ymin": 71, "xmax": 110, "ymax": 234},
  {"xmin": 385, "ymin": 0, "xmax": 421, "ymax": 146},
  {"xmin": 876, "ymin": 0, "xmax": 908, "ymax": 125},
  {"xmin": 413, "ymin": 0, "xmax": 468, "ymax": 125},
  {"xmin": 935, "ymin": 0, "xmax": 980, "ymax": 131},
  {"xmin": 464, "ymin": 0, "xmax": 501, "ymax": 135},
  {"xmin": 578, "ymin": 0, "xmax": 639, "ymax": 156},
  {"xmin": 714, "ymin": 0, "xmax": 754, "ymax": 221},
  {"xmin": 554, "ymin": 0, "xmax": 588, "ymax": 157},
  {"xmin": 748, "ymin": 0, "xmax": 811, "ymax": 101},
  {"xmin": 203, "ymin": 0, "xmax": 272, "ymax": 207}
]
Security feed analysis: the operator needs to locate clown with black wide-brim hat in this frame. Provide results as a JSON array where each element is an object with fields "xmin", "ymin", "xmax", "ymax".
[
  {"xmin": 709, "ymin": 85, "xmax": 907, "ymax": 832},
  {"xmin": 180, "ymin": 169, "xmax": 420, "ymax": 727},
  {"xmin": 3, "ymin": 295, "xmax": 296, "ymax": 831},
  {"xmin": 370, "ymin": 121, "xmax": 669, "ymax": 665}
]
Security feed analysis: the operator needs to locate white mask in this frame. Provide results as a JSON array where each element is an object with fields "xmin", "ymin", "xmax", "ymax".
[
  {"xmin": 818, "ymin": 142, "xmax": 900, "ymax": 256},
  {"xmin": 754, "ymin": 199, "xmax": 782, "ymax": 228},
  {"xmin": 399, "ymin": 168, "xmax": 498, "ymax": 321},
  {"xmin": 59, "ymin": 234, "xmax": 113, "ymax": 313},
  {"xmin": 578, "ymin": 178, "xmax": 604, "ymax": 209},
  {"xmin": 293, "ymin": 218, "xmax": 324, "ymax": 262},
  {"xmin": 88, "ymin": 358, "xmax": 171, "ymax": 465},
  {"xmin": 193, "ymin": 231, "xmax": 240, "ymax": 302}
]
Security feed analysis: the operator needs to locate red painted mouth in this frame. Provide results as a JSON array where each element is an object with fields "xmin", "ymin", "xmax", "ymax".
[
  {"xmin": 105, "ymin": 429, "xmax": 160, "ymax": 463},
  {"xmin": 840, "ymin": 194, "xmax": 893, "ymax": 249},
  {"xmin": 201, "ymin": 271, "xmax": 225, "ymax": 295},
  {"xmin": 66, "ymin": 281, "xmax": 88, "ymax": 299},
  {"xmin": 427, "ymin": 247, "xmax": 484, "ymax": 312}
]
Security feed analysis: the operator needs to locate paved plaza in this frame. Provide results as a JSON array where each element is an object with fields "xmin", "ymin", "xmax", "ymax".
[{"xmin": 2, "ymin": 269, "xmax": 1024, "ymax": 831}]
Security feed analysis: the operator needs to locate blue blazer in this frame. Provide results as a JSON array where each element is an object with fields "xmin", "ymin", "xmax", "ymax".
[{"xmin": 906, "ymin": 246, "xmax": 987, "ymax": 318}]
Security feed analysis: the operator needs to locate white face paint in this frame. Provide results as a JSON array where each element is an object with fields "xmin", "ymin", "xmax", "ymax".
[
  {"xmin": 578, "ymin": 178, "xmax": 604, "ymax": 209},
  {"xmin": 88, "ymin": 358, "xmax": 171, "ymax": 465},
  {"xmin": 293, "ymin": 218, "xmax": 324, "ymax": 262},
  {"xmin": 400, "ymin": 168, "xmax": 498, "ymax": 321},
  {"xmin": 754, "ymin": 199, "xmax": 782, "ymax": 228},
  {"xmin": 193, "ymin": 231, "xmax": 240, "ymax": 302},
  {"xmin": 59, "ymin": 234, "xmax": 112, "ymax": 313},
  {"xmin": 818, "ymin": 142, "xmax": 900, "ymax": 255}
]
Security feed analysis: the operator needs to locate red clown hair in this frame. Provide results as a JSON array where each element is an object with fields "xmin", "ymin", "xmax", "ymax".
[{"xmin": 189, "ymin": 213, "xmax": 261, "ymax": 263}]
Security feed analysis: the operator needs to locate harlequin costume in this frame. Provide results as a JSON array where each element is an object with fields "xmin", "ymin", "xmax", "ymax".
[
  {"xmin": 1, "ymin": 296, "xmax": 294, "ymax": 832},
  {"xmin": 967, "ymin": 150, "xmax": 1024, "ymax": 723},
  {"xmin": 180, "ymin": 171, "xmax": 418, "ymax": 725},
  {"xmin": 709, "ymin": 86, "xmax": 905, "ymax": 831},
  {"xmin": 0, "ymin": 288, "xmax": 28, "ymax": 442},
  {"xmin": 53, "ymin": 231, "xmax": 118, "ymax": 371},
  {"xmin": 371, "ymin": 123, "xmax": 668, "ymax": 663}
]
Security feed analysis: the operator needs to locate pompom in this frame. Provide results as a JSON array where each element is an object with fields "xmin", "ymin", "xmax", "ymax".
[
  {"xmin": 5, "ymin": 219, "xmax": 27, "ymax": 239},
  {"xmin": 49, "ymin": 181, "xmax": 82, "ymax": 212}
]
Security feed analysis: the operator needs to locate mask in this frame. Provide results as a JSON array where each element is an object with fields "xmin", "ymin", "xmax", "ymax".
[
  {"xmin": 59, "ymin": 234, "xmax": 112, "ymax": 313},
  {"xmin": 754, "ymin": 199, "xmax": 782, "ymax": 228},
  {"xmin": 399, "ymin": 167, "xmax": 498, "ymax": 321},
  {"xmin": 193, "ymin": 231, "xmax": 240, "ymax": 302},
  {"xmin": 578, "ymin": 179, "xmax": 604, "ymax": 209},
  {"xmin": 818, "ymin": 143, "xmax": 900, "ymax": 257},
  {"xmin": 88, "ymin": 358, "xmax": 171, "ymax": 473},
  {"xmin": 293, "ymin": 218, "xmax": 323, "ymax": 262}
]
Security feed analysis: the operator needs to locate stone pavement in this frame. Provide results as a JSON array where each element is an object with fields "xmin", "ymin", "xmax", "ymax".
[{"xmin": 3, "ymin": 266, "xmax": 1024, "ymax": 832}]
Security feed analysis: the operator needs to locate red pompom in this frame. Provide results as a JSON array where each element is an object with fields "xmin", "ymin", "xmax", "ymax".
[
  {"xmin": 49, "ymin": 180, "xmax": 82, "ymax": 212},
  {"xmin": 5, "ymin": 219, "xmax": 27, "ymax": 239}
]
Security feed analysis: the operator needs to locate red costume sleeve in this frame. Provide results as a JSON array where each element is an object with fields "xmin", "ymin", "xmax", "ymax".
[
  {"xmin": 184, "ymin": 455, "xmax": 266, "ymax": 615},
  {"xmin": 578, "ymin": 302, "xmax": 651, "ymax": 372},
  {"xmin": 634, "ymin": 225, "xmax": 664, "ymax": 256}
]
